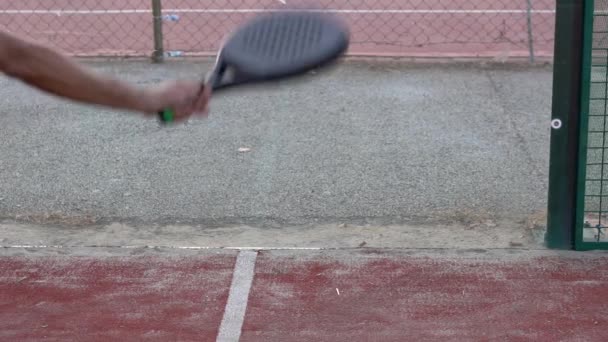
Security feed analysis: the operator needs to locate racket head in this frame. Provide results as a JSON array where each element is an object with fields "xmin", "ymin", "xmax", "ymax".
[
  {"xmin": 213, "ymin": 11, "xmax": 350, "ymax": 88},
  {"xmin": 158, "ymin": 10, "xmax": 350, "ymax": 123}
]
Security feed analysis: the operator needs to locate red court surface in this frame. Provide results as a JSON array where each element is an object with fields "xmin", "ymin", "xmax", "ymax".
[
  {"xmin": 0, "ymin": 250, "xmax": 237, "ymax": 341},
  {"xmin": 0, "ymin": 0, "xmax": 556, "ymax": 58},
  {"xmin": 2, "ymin": 248, "xmax": 608, "ymax": 341}
]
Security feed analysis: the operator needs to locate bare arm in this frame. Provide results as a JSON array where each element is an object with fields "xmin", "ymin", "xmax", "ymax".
[
  {"xmin": 0, "ymin": 30, "xmax": 211, "ymax": 120},
  {"xmin": 0, "ymin": 30, "xmax": 154, "ymax": 112}
]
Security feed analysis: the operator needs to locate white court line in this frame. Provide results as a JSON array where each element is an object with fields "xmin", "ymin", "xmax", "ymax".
[
  {"xmin": 216, "ymin": 250, "xmax": 258, "ymax": 342},
  {"xmin": 0, "ymin": 9, "xmax": 557, "ymax": 15},
  {"xmin": 1, "ymin": 245, "xmax": 322, "ymax": 250}
]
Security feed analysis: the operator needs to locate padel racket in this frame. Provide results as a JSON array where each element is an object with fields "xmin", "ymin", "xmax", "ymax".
[{"xmin": 158, "ymin": 10, "xmax": 350, "ymax": 123}]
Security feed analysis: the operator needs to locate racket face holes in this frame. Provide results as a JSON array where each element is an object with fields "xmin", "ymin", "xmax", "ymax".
[
  {"xmin": 221, "ymin": 12, "xmax": 349, "ymax": 78},
  {"xmin": 551, "ymin": 119, "xmax": 562, "ymax": 130}
]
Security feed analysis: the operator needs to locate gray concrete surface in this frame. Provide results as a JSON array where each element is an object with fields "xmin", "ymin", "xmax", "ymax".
[{"xmin": 0, "ymin": 59, "xmax": 553, "ymax": 247}]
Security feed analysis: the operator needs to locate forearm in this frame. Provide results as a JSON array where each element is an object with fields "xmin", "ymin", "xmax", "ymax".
[{"xmin": 0, "ymin": 32, "xmax": 149, "ymax": 112}]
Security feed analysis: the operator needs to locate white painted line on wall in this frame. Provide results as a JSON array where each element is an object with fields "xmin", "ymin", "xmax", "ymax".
[{"xmin": 0, "ymin": 8, "xmax": 557, "ymax": 15}]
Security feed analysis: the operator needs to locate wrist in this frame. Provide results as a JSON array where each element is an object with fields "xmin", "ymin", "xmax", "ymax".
[
  {"xmin": 125, "ymin": 86, "xmax": 156, "ymax": 114},
  {"xmin": 93, "ymin": 78, "xmax": 152, "ymax": 113}
]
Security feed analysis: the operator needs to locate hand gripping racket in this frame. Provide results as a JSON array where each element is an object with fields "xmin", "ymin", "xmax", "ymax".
[{"xmin": 158, "ymin": 10, "xmax": 350, "ymax": 123}]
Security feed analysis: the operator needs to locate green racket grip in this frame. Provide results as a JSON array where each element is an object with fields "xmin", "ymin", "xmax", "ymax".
[
  {"xmin": 157, "ymin": 83, "xmax": 209, "ymax": 124},
  {"xmin": 158, "ymin": 108, "xmax": 175, "ymax": 123}
]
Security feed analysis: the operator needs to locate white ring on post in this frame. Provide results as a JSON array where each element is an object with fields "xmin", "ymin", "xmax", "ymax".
[{"xmin": 551, "ymin": 119, "xmax": 562, "ymax": 129}]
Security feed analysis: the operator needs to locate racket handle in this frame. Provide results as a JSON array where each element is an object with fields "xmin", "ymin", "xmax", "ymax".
[
  {"xmin": 157, "ymin": 84, "xmax": 207, "ymax": 124},
  {"xmin": 158, "ymin": 108, "xmax": 175, "ymax": 123}
]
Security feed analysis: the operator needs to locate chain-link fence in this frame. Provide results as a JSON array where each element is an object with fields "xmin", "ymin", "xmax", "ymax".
[
  {"xmin": 578, "ymin": 0, "xmax": 608, "ymax": 244},
  {"xmin": 0, "ymin": 0, "xmax": 556, "ymax": 61}
]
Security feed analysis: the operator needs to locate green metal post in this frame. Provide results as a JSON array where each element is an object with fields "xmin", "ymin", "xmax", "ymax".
[
  {"xmin": 545, "ymin": 0, "xmax": 586, "ymax": 249},
  {"xmin": 152, "ymin": 0, "xmax": 164, "ymax": 63}
]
